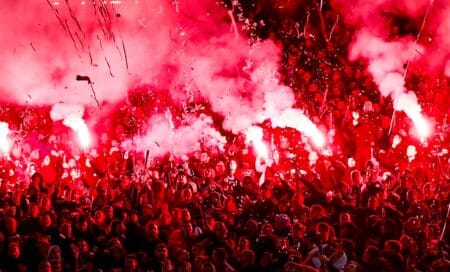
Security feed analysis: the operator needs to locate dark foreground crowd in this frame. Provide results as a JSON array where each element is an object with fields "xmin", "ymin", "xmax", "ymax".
[{"xmin": 0, "ymin": 135, "xmax": 449, "ymax": 272}]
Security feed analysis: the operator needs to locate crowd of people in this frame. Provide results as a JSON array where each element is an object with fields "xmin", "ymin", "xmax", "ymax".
[
  {"xmin": 0, "ymin": 1, "xmax": 449, "ymax": 272},
  {"xmin": 0, "ymin": 120, "xmax": 449, "ymax": 272}
]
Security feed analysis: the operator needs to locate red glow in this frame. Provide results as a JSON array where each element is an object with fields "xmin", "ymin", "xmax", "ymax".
[{"xmin": 0, "ymin": 1, "xmax": 449, "ymax": 271}]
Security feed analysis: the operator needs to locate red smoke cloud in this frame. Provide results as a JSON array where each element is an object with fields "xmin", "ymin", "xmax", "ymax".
[
  {"xmin": 332, "ymin": 0, "xmax": 450, "ymax": 74},
  {"xmin": 331, "ymin": 0, "xmax": 450, "ymax": 139},
  {"xmin": 0, "ymin": 1, "xmax": 175, "ymax": 105},
  {"xmin": 1, "ymin": 0, "xmax": 322, "ymax": 157},
  {"xmin": 123, "ymin": 113, "xmax": 226, "ymax": 158}
]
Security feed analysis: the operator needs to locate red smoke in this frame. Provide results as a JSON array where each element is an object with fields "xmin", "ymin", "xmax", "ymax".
[
  {"xmin": 332, "ymin": 0, "xmax": 450, "ymax": 140},
  {"xmin": 0, "ymin": 0, "xmax": 323, "ymax": 157},
  {"xmin": 7, "ymin": 0, "xmax": 444, "ymax": 157},
  {"xmin": 332, "ymin": 0, "xmax": 450, "ymax": 74}
]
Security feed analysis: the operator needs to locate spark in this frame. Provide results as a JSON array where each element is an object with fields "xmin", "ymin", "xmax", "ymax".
[
  {"xmin": 122, "ymin": 40, "xmax": 130, "ymax": 72},
  {"xmin": 104, "ymin": 56, "xmax": 114, "ymax": 77},
  {"xmin": 228, "ymin": 9, "xmax": 239, "ymax": 40},
  {"xmin": 304, "ymin": 12, "xmax": 310, "ymax": 38},
  {"xmin": 328, "ymin": 15, "xmax": 339, "ymax": 41},
  {"xmin": 403, "ymin": 0, "xmax": 434, "ymax": 79}
]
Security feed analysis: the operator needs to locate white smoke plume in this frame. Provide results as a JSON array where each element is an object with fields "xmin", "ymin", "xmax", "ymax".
[
  {"xmin": 350, "ymin": 30, "xmax": 430, "ymax": 138},
  {"xmin": 0, "ymin": 0, "xmax": 324, "ymax": 157},
  {"xmin": 272, "ymin": 109, "xmax": 326, "ymax": 148},
  {"xmin": 245, "ymin": 126, "xmax": 269, "ymax": 160},
  {"xmin": 0, "ymin": 122, "xmax": 12, "ymax": 154},
  {"xmin": 127, "ymin": 113, "xmax": 226, "ymax": 158},
  {"xmin": 50, "ymin": 104, "xmax": 91, "ymax": 148}
]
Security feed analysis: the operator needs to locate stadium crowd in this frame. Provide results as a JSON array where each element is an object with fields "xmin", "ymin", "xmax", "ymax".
[
  {"xmin": 0, "ymin": 1, "xmax": 450, "ymax": 272},
  {"xmin": 0, "ymin": 116, "xmax": 449, "ymax": 272}
]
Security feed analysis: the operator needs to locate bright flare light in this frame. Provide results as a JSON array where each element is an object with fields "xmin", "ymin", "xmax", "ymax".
[
  {"xmin": 312, "ymin": 131, "xmax": 326, "ymax": 149},
  {"xmin": 272, "ymin": 109, "xmax": 326, "ymax": 149},
  {"xmin": 245, "ymin": 126, "xmax": 269, "ymax": 160},
  {"xmin": 63, "ymin": 116, "xmax": 91, "ymax": 149},
  {"xmin": 411, "ymin": 113, "xmax": 431, "ymax": 140},
  {"xmin": 0, "ymin": 122, "xmax": 11, "ymax": 154},
  {"xmin": 50, "ymin": 104, "xmax": 91, "ymax": 149},
  {"xmin": 396, "ymin": 93, "xmax": 432, "ymax": 141}
]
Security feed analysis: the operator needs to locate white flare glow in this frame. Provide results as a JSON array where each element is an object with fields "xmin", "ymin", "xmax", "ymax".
[
  {"xmin": 63, "ymin": 116, "xmax": 91, "ymax": 149},
  {"xmin": 50, "ymin": 104, "xmax": 91, "ymax": 149},
  {"xmin": 272, "ymin": 109, "xmax": 326, "ymax": 148},
  {"xmin": 0, "ymin": 122, "xmax": 11, "ymax": 154},
  {"xmin": 351, "ymin": 31, "xmax": 432, "ymax": 141},
  {"xmin": 245, "ymin": 126, "xmax": 269, "ymax": 160}
]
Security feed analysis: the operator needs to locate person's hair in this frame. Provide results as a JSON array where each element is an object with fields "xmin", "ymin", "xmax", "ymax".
[
  {"xmin": 32, "ymin": 172, "xmax": 44, "ymax": 188},
  {"xmin": 365, "ymin": 246, "xmax": 381, "ymax": 259},
  {"xmin": 317, "ymin": 222, "xmax": 330, "ymax": 232},
  {"xmin": 341, "ymin": 239, "xmax": 355, "ymax": 256},
  {"xmin": 201, "ymin": 262, "xmax": 216, "ymax": 272},
  {"xmin": 239, "ymin": 250, "xmax": 256, "ymax": 264},
  {"xmin": 385, "ymin": 240, "xmax": 402, "ymax": 253},
  {"xmin": 213, "ymin": 247, "xmax": 227, "ymax": 261}
]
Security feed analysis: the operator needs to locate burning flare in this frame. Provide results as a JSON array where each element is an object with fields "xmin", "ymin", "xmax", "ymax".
[
  {"xmin": 0, "ymin": 122, "xmax": 11, "ymax": 154},
  {"xmin": 272, "ymin": 109, "xmax": 326, "ymax": 148},
  {"xmin": 350, "ymin": 30, "xmax": 431, "ymax": 140},
  {"xmin": 245, "ymin": 126, "xmax": 269, "ymax": 161},
  {"xmin": 63, "ymin": 115, "xmax": 91, "ymax": 149},
  {"xmin": 50, "ymin": 104, "xmax": 91, "ymax": 149}
]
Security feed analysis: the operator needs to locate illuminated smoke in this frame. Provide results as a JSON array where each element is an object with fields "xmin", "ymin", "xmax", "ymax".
[
  {"xmin": 173, "ymin": 29, "xmax": 323, "ymax": 148},
  {"xmin": 0, "ymin": 0, "xmax": 323, "ymax": 155},
  {"xmin": 396, "ymin": 92, "xmax": 431, "ymax": 139},
  {"xmin": 332, "ymin": 0, "xmax": 450, "ymax": 73},
  {"xmin": 245, "ymin": 126, "xmax": 269, "ymax": 160},
  {"xmin": 350, "ymin": 30, "xmax": 431, "ymax": 139},
  {"xmin": 272, "ymin": 109, "xmax": 326, "ymax": 149},
  {"xmin": 64, "ymin": 115, "xmax": 92, "ymax": 149},
  {"xmin": 0, "ymin": 122, "xmax": 11, "ymax": 154},
  {"xmin": 128, "ymin": 113, "xmax": 226, "ymax": 158},
  {"xmin": 0, "ymin": 0, "xmax": 175, "ymax": 106},
  {"xmin": 50, "ymin": 104, "xmax": 91, "ymax": 149},
  {"xmin": 331, "ymin": 0, "xmax": 450, "ymax": 139}
]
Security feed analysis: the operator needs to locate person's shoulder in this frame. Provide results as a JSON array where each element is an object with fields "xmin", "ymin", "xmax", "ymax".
[{"xmin": 284, "ymin": 261, "xmax": 320, "ymax": 272}]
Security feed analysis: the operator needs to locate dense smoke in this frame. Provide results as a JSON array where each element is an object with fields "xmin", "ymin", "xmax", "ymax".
[
  {"xmin": 349, "ymin": 30, "xmax": 430, "ymax": 137},
  {"xmin": 332, "ymin": 0, "xmax": 450, "ymax": 77},
  {"xmin": 272, "ymin": 109, "xmax": 326, "ymax": 148},
  {"xmin": 332, "ymin": 0, "xmax": 450, "ymax": 73},
  {"xmin": 245, "ymin": 126, "xmax": 269, "ymax": 160},
  {"xmin": 331, "ymin": 0, "xmax": 449, "ymax": 138},
  {"xmin": 124, "ymin": 113, "xmax": 226, "ymax": 158},
  {"xmin": 0, "ymin": 0, "xmax": 325, "ymax": 158},
  {"xmin": 0, "ymin": 0, "xmax": 175, "ymax": 105}
]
